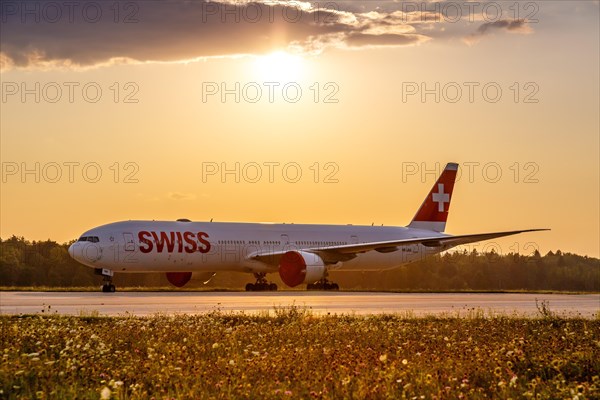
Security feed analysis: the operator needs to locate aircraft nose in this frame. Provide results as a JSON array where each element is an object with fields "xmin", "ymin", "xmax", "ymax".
[{"xmin": 68, "ymin": 243, "xmax": 75, "ymax": 258}]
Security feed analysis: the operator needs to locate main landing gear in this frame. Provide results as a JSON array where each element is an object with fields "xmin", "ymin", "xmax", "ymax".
[
  {"xmin": 96, "ymin": 268, "xmax": 116, "ymax": 293},
  {"xmin": 307, "ymin": 278, "xmax": 339, "ymax": 291},
  {"xmin": 245, "ymin": 273, "xmax": 278, "ymax": 291}
]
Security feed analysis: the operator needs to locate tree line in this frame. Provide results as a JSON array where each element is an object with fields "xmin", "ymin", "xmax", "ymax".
[{"xmin": 0, "ymin": 235, "xmax": 598, "ymax": 291}]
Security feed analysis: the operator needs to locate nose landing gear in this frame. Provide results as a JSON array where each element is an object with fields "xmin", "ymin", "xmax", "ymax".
[
  {"xmin": 101, "ymin": 280, "xmax": 116, "ymax": 293},
  {"xmin": 95, "ymin": 268, "xmax": 116, "ymax": 293}
]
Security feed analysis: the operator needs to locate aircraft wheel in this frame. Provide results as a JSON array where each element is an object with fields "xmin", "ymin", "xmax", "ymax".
[
  {"xmin": 101, "ymin": 284, "xmax": 115, "ymax": 293},
  {"xmin": 245, "ymin": 283, "xmax": 255, "ymax": 291},
  {"xmin": 307, "ymin": 281, "xmax": 339, "ymax": 290},
  {"xmin": 269, "ymin": 283, "xmax": 278, "ymax": 291}
]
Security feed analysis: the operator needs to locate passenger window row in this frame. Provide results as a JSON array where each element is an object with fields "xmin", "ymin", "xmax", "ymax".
[{"xmin": 78, "ymin": 236, "xmax": 99, "ymax": 243}]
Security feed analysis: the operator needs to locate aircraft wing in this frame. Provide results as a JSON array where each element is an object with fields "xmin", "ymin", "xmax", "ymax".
[{"xmin": 248, "ymin": 229, "xmax": 549, "ymax": 266}]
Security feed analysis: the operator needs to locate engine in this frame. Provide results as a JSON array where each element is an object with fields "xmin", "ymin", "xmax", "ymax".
[
  {"xmin": 278, "ymin": 251, "xmax": 325, "ymax": 287},
  {"xmin": 166, "ymin": 272, "xmax": 215, "ymax": 287},
  {"xmin": 166, "ymin": 272, "xmax": 192, "ymax": 287}
]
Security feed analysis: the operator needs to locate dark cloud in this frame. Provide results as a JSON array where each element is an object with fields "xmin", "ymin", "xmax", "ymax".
[
  {"xmin": 346, "ymin": 32, "xmax": 428, "ymax": 47},
  {"xmin": 0, "ymin": 0, "xmax": 425, "ymax": 68},
  {"xmin": 463, "ymin": 18, "xmax": 532, "ymax": 44},
  {"xmin": 476, "ymin": 19, "xmax": 531, "ymax": 35},
  {"xmin": 464, "ymin": 19, "xmax": 533, "ymax": 44},
  {"xmin": 0, "ymin": 1, "xmax": 535, "ymax": 69}
]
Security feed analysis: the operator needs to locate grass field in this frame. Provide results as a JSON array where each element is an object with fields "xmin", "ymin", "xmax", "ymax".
[{"xmin": 2, "ymin": 309, "xmax": 599, "ymax": 399}]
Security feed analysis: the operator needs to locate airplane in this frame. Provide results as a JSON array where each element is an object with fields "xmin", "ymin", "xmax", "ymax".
[{"xmin": 68, "ymin": 162, "xmax": 547, "ymax": 292}]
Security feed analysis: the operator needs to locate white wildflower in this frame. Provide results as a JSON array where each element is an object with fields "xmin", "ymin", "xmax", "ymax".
[{"xmin": 100, "ymin": 387, "xmax": 111, "ymax": 399}]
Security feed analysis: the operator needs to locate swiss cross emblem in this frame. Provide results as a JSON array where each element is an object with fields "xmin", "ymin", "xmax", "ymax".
[{"xmin": 432, "ymin": 184, "xmax": 450, "ymax": 212}]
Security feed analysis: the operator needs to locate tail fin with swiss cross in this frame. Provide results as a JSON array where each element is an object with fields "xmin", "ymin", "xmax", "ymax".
[{"xmin": 407, "ymin": 162, "xmax": 458, "ymax": 232}]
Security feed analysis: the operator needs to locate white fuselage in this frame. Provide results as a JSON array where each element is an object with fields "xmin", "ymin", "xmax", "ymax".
[{"xmin": 69, "ymin": 220, "xmax": 450, "ymax": 274}]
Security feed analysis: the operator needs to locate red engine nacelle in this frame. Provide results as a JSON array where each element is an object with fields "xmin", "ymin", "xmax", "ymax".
[
  {"xmin": 278, "ymin": 251, "xmax": 326, "ymax": 287},
  {"xmin": 165, "ymin": 272, "xmax": 216, "ymax": 287},
  {"xmin": 166, "ymin": 272, "xmax": 193, "ymax": 287}
]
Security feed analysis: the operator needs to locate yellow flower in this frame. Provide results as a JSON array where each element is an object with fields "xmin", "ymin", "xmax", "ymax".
[{"xmin": 100, "ymin": 387, "xmax": 111, "ymax": 400}]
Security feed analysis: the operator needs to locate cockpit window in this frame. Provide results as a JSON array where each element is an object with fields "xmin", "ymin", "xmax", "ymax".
[{"xmin": 78, "ymin": 236, "xmax": 99, "ymax": 243}]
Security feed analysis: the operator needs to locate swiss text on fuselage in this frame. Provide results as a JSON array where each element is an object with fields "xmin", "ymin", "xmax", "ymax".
[{"xmin": 138, "ymin": 231, "xmax": 211, "ymax": 254}]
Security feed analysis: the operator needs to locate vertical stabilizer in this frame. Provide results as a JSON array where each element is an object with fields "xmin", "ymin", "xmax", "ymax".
[{"xmin": 407, "ymin": 162, "xmax": 459, "ymax": 232}]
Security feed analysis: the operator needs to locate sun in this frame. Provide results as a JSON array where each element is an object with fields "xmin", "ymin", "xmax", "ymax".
[{"xmin": 252, "ymin": 51, "xmax": 306, "ymax": 82}]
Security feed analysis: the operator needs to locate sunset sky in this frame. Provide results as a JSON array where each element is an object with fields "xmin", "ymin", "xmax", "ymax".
[{"xmin": 1, "ymin": 0, "xmax": 598, "ymax": 257}]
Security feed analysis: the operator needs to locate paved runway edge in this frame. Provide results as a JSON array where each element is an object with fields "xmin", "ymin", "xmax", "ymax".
[{"xmin": 1, "ymin": 292, "xmax": 598, "ymax": 318}]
